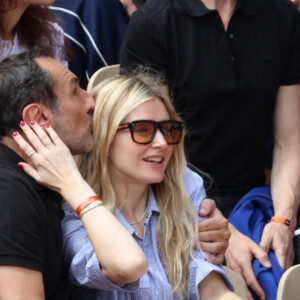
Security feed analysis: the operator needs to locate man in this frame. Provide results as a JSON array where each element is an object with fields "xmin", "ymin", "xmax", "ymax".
[
  {"xmin": 120, "ymin": 0, "xmax": 300, "ymax": 298},
  {"xmin": 0, "ymin": 45, "xmax": 95, "ymax": 299},
  {"xmin": 0, "ymin": 44, "xmax": 229, "ymax": 298}
]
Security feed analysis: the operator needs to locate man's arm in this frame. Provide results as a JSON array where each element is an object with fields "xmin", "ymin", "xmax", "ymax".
[
  {"xmin": 0, "ymin": 266, "xmax": 44, "ymax": 299},
  {"xmin": 198, "ymin": 198, "xmax": 231, "ymax": 265},
  {"xmin": 260, "ymin": 84, "xmax": 300, "ymax": 270}
]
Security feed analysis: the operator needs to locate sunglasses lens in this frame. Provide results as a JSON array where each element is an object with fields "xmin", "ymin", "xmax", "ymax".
[
  {"xmin": 161, "ymin": 121, "xmax": 183, "ymax": 144},
  {"xmin": 133, "ymin": 122, "xmax": 155, "ymax": 144}
]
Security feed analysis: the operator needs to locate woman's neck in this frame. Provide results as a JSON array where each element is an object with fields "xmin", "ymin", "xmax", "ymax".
[
  {"xmin": 1, "ymin": 4, "xmax": 29, "ymax": 41},
  {"xmin": 114, "ymin": 179, "xmax": 149, "ymax": 224}
]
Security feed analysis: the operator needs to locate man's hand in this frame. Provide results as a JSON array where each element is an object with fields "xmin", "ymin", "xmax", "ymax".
[
  {"xmin": 226, "ymin": 224, "xmax": 271, "ymax": 300},
  {"xmin": 198, "ymin": 198, "xmax": 231, "ymax": 265},
  {"xmin": 260, "ymin": 221, "xmax": 294, "ymax": 270},
  {"xmin": 119, "ymin": 0, "xmax": 138, "ymax": 17}
]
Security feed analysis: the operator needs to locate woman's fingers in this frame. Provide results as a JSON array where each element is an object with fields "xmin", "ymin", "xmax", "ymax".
[
  {"xmin": 43, "ymin": 122, "xmax": 66, "ymax": 149},
  {"xmin": 17, "ymin": 162, "xmax": 41, "ymax": 183},
  {"xmin": 12, "ymin": 130, "xmax": 37, "ymax": 159},
  {"xmin": 19, "ymin": 121, "xmax": 50, "ymax": 152}
]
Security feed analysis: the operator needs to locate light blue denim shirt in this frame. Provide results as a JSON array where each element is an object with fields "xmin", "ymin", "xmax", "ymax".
[{"xmin": 62, "ymin": 167, "xmax": 231, "ymax": 299}]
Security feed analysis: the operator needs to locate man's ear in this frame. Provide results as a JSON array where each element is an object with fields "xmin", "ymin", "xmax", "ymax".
[{"xmin": 22, "ymin": 103, "xmax": 52, "ymax": 126}]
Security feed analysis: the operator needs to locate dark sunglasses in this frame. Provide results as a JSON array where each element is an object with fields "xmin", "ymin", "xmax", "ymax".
[{"xmin": 117, "ymin": 120, "xmax": 184, "ymax": 144}]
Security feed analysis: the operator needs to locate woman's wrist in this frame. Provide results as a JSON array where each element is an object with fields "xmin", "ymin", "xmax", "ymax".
[{"xmin": 60, "ymin": 175, "xmax": 97, "ymax": 209}]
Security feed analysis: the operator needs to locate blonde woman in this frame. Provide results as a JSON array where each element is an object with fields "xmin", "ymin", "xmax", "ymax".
[{"xmin": 14, "ymin": 71, "xmax": 240, "ymax": 299}]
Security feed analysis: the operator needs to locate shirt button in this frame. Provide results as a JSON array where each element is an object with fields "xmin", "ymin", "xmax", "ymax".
[
  {"xmin": 229, "ymin": 33, "xmax": 234, "ymax": 39},
  {"xmin": 150, "ymin": 267, "xmax": 155, "ymax": 271},
  {"xmin": 146, "ymin": 214, "xmax": 150, "ymax": 219},
  {"xmin": 231, "ymin": 56, "xmax": 235, "ymax": 62}
]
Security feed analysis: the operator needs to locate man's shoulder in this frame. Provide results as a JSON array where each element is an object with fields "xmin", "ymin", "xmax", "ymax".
[{"xmin": 0, "ymin": 161, "xmax": 52, "ymax": 212}]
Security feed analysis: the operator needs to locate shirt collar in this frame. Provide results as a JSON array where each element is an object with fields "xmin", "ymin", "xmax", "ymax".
[
  {"xmin": 179, "ymin": 0, "xmax": 257, "ymax": 17},
  {"xmin": 115, "ymin": 185, "xmax": 160, "ymax": 235}
]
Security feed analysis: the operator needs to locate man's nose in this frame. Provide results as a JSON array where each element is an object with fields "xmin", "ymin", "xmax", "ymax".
[{"xmin": 84, "ymin": 90, "xmax": 95, "ymax": 111}]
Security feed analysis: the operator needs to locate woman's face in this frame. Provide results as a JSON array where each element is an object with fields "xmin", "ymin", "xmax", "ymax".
[{"xmin": 109, "ymin": 97, "xmax": 174, "ymax": 188}]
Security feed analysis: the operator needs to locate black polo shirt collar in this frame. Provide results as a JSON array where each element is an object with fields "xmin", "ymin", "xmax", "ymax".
[{"xmin": 179, "ymin": 0, "xmax": 257, "ymax": 17}]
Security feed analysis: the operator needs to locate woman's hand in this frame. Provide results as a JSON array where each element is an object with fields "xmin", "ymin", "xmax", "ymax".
[{"xmin": 13, "ymin": 121, "xmax": 83, "ymax": 196}]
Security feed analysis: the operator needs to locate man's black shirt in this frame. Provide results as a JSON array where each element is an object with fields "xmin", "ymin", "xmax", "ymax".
[{"xmin": 120, "ymin": 0, "xmax": 300, "ymax": 196}]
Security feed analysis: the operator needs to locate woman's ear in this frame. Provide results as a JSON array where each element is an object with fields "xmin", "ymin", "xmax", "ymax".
[{"xmin": 22, "ymin": 103, "xmax": 52, "ymax": 126}]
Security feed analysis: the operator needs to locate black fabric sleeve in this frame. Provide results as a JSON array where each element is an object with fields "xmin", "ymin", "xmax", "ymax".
[{"xmin": 0, "ymin": 168, "xmax": 47, "ymax": 271}]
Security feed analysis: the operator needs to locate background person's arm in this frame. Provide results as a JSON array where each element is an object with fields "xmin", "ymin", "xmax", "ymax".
[
  {"xmin": 260, "ymin": 84, "xmax": 300, "ymax": 270},
  {"xmin": 0, "ymin": 266, "xmax": 44, "ymax": 300}
]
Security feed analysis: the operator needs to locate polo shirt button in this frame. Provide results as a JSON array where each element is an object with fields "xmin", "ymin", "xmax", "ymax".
[
  {"xmin": 231, "ymin": 56, "xmax": 235, "ymax": 62},
  {"xmin": 229, "ymin": 33, "xmax": 234, "ymax": 39},
  {"xmin": 150, "ymin": 267, "xmax": 154, "ymax": 271}
]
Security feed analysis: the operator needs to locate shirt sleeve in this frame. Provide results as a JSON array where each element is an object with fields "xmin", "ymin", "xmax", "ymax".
[
  {"xmin": 184, "ymin": 167, "xmax": 233, "ymax": 296},
  {"xmin": 62, "ymin": 204, "xmax": 139, "ymax": 291},
  {"xmin": 0, "ymin": 169, "xmax": 46, "ymax": 271},
  {"xmin": 184, "ymin": 166, "xmax": 207, "ymax": 222},
  {"xmin": 120, "ymin": 10, "xmax": 167, "ymax": 74},
  {"xmin": 189, "ymin": 249, "xmax": 233, "ymax": 298}
]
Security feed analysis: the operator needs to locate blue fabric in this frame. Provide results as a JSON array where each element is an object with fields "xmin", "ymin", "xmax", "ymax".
[
  {"xmin": 50, "ymin": 0, "xmax": 129, "ymax": 88},
  {"xmin": 228, "ymin": 186, "xmax": 284, "ymax": 300}
]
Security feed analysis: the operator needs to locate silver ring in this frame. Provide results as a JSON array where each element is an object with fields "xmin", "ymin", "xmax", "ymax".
[{"xmin": 28, "ymin": 151, "xmax": 36, "ymax": 158}]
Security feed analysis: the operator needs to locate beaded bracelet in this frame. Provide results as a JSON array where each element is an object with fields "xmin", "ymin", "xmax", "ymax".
[
  {"xmin": 76, "ymin": 195, "xmax": 103, "ymax": 217},
  {"xmin": 271, "ymin": 216, "xmax": 295, "ymax": 233}
]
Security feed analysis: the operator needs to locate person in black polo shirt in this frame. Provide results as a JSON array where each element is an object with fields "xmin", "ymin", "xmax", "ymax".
[
  {"xmin": 0, "ymin": 44, "xmax": 95, "ymax": 299},
  {"xmin": 120, "ymin": 0, "xmax": 300, "ymax": 298}
]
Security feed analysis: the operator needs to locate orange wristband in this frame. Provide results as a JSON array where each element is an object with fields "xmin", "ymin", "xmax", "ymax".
[
  {"xmin": 271, "ymin": 216, "xmax": 295, "ymax": 233},
  {"xmin": 76, "ymin": 196, "xmax": 102, "ymax": 217}
]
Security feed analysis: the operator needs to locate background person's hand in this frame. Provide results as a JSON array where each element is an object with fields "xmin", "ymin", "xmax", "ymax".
[
  {"xmin": 226, "ymin": 224, "xmax": 272, "ymax": 300},
  {"xmin": 260, "ymin": 221, "xmax": 294, "ymax": 270},
  {"xmin": 198, "ymin": 198, "xmax": 231, "ymax": 265}
]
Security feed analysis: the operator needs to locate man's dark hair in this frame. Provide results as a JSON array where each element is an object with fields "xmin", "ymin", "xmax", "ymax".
[{"xmin": 0, "ymin": 41, "xmax": 59, "ymax": 139}]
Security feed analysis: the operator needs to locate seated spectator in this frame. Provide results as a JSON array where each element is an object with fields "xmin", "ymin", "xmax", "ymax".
[
  {"xmin": 0, "ymin": 43, "xmax": 147, "ymax": 299},
  {"xmin": 14, "ymin": 69, "xmax": 241, "ymax": 299},
  {"xmin": 0, "ymin": 0, "xmax": 68, "ymax": 65}
]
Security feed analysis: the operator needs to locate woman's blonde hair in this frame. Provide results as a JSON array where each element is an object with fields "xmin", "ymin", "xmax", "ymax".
[{"xmin": 78, "ymin": 69, "xmax": 199, "ymax": 298}]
